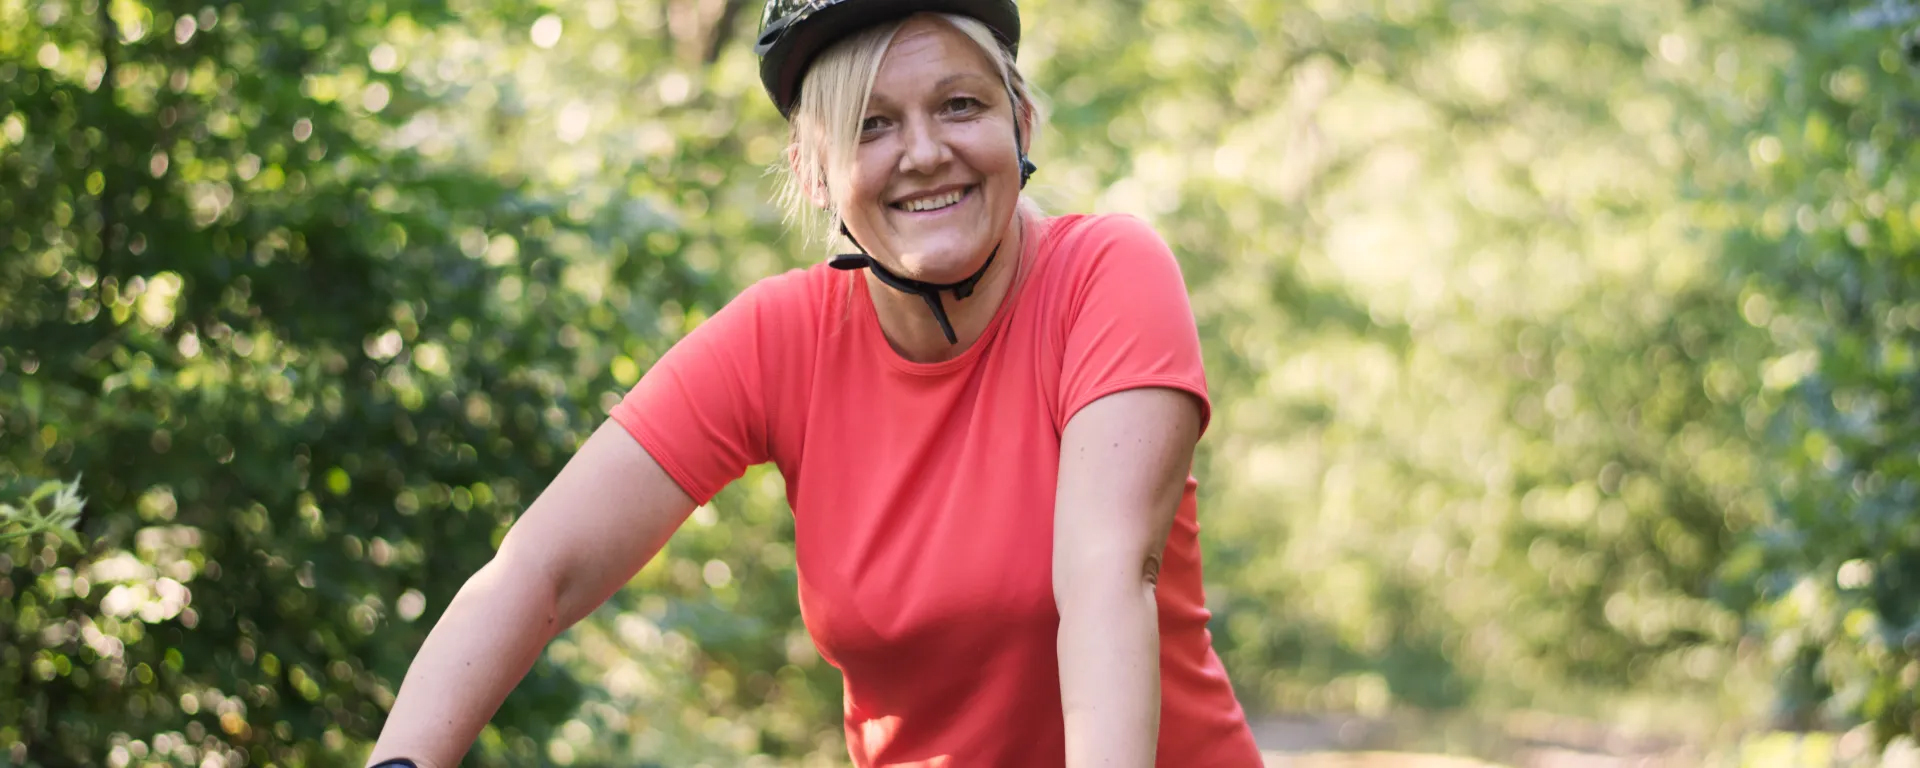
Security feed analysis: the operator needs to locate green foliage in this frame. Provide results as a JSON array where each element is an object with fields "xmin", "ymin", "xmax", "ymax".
[
  {"xmin": 1061, "ymin": 0, "xmax": 1770, "ymax": 721},
  {"xmin": 0, "ymin": 476, "xmax": 87, "ymax": 550},
  {"xmin": 1710, "ymin": 0, "xmax": 1920, "ymax": 745},
  {"xmin": 0, "ymin": 0, "xmax": 808, "ymax": 764}
]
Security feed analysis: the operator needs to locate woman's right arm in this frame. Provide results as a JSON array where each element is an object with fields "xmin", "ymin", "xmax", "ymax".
[{"xmin": 364, "ymin": 420, "xmax": 697, "ymax": 767}]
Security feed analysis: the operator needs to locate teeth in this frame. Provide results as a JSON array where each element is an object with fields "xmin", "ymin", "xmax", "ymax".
[{"xmin": 902, "ymin": 189, "xmax": 964, "ymax": 212}]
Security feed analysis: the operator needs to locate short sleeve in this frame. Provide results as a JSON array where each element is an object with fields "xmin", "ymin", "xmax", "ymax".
[
  {"xmin": 1055, "ymin": 214, "xmax": 1211, "ymax": 435},
  {"xmin": 609, "ymin": 281, "xmax": 778, "ymax": 505}
]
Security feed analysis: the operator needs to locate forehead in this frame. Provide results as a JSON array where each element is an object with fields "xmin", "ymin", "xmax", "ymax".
[{"xmin": 873, "ymin": 17, "xmax": 999, "ymax": 92}]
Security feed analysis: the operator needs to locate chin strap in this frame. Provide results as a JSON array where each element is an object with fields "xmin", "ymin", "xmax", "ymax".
[{"xmin": 832, "ymin": 223, "xmax": 999, "ymax": 345}]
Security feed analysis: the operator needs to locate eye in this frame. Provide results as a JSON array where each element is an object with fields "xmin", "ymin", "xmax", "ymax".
[
  {"xmin": 944, "ymin": 97, "xmax": 984, "ymax": 114},
  {"xmin": 859, "ymin": 115, "xmax": 890, "ymax": 136}
]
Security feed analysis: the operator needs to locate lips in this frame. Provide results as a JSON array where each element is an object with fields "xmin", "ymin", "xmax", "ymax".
[{"xmin": 891, "ymin": 185, "xmax": 973, "ymax": 213}]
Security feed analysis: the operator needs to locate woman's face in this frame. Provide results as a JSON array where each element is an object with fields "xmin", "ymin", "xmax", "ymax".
[{"xmin": 832, "ymin": 16, "xmax": 1025, "ymax": 282}]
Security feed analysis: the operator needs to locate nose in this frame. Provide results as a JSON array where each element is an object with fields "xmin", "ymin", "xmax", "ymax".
[{"xmin": 896, "ymin": 114, "xmax": 951, "ymax": 175}]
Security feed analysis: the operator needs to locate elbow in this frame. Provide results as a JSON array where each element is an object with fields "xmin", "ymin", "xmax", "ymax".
[
  {"xmin": 484, "ymin": 538, "xmax": 571, "ymax": 632},
  {"xmin": 1141, "ymin": 551, "xmax": 1162, "ymax": 589},
  {"xmin": 1052, "ymin": 548, "xmax": 1162, "ymax": 614}
]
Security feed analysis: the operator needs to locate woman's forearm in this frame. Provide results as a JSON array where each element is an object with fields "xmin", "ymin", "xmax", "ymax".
[
  {"xmin": 364, "ymin": 556, "xmax": 564, "ymax": 767},
  {"xmin": 1058, "ymin": 573, "xmax": 1161, "ymax": 768},
  {"xmin": 365, "ymin": 423, "xmax": 695, "ymax": 767},
  {"xmin": 1053, "ymin": 389, "xmax": 1199, "ymax": 766}
]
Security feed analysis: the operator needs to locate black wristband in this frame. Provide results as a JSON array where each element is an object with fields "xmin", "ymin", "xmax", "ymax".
[{"xmin": 370, "ymin": 761, "xmax": 418, "ymax": 768}]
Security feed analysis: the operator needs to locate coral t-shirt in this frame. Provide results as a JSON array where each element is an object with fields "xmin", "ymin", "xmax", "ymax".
[{"xmin": 608, "ymin": 212, "xmax": 1262, "ymax": 767}]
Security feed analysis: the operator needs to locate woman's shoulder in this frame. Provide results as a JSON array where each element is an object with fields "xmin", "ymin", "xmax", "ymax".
[
  {"xmin": 1039, "ymin": 209, "xmax": 1171, "ymax": 255},
  {"xmin": 666, "ymin": 261, "xmax": 844, "ymax": 369},
  {"xmin": 1031, "ymin": 211, "xmax": 1178, "ymax": 287},
  {"xmin": 1043, "ymin": 210, "xmax": 1157, "ymax": 239},
  {"xmin": 727, "ymin": 258, "xmax": 847, "ymax": 322}
]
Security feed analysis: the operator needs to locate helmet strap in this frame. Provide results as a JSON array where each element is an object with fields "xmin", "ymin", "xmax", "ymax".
[
  {"xmin": 1011, "ymin": 85, "xmax": 1037, "ymax": 188},
  {"xmin": 832, "ymin": 223, "xmax": 1001, "ymax": 345}
]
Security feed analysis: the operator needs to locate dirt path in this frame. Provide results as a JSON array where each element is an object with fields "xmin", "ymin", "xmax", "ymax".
[
  {"xmin": 1255, "ymin": 714, "xmax": 1509, "ymax": 768},
  {"xmin": 1251, "ymin": 714, "xmax": 1701, "ymax": 768},
  {"xmin": 1254, "ymin": 712, "xmax": 1920, "ymax": 767},
  {"xmin": 1263, "ymin": 755, "xmax": 1505, "ymax": 768}
]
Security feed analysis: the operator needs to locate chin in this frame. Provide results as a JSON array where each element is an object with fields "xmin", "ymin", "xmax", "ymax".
[{"xmin": 897, "ymin": 243, "xmax": 991, "ymax": 281}]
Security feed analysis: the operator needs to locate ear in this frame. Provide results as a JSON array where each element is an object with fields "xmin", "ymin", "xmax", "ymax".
[{"xmin": 785, "ymin": 143, "xmax": 832, "ymax": 209}]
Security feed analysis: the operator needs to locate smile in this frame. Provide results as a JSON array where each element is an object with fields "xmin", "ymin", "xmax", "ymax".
[{"xmin": 892, "ymin": 186, "xmax": 973, "ymax": 213}]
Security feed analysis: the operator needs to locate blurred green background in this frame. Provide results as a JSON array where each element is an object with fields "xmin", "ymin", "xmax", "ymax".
[{"xmin": 3, "ymin": 0, "xmax": 1918, "ymax": 765}]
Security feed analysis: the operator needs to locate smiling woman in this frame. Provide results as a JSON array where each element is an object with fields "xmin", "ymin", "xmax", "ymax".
[{"xmin": 365, "ymin": 2, "xmax": 1262, "ymax": 767}]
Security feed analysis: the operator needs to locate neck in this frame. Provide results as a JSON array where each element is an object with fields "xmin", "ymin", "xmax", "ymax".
[{"xmin": 867, "ymin": 210, "xmax": 1026, "ymax": 363}]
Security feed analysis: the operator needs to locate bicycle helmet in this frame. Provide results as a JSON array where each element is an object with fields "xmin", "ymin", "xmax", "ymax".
[
  {"xmin": 754, "ymin": 0, "xmax": 1037, "ymax": 344},
  {"xmin": 755, "ymin": 0, "xmax": 1022, "ymax": 119}
]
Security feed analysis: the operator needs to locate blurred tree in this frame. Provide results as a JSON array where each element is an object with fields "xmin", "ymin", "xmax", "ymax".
[
  {"xmin": 0, "ymin": 0, "xmax": 799, "ymax": 764},
  {"xmin": 1710, "ymin": 0, "xmax": 1920, "ymax": 746},
  {"xmin": 1031, "ymin": 0, "xmax": 1773, "ymax": 722}
]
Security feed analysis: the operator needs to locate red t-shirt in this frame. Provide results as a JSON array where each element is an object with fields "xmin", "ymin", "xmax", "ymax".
[{"xmin": 609, "ymin": 212, "xmax": 1262, "ymax": 767}]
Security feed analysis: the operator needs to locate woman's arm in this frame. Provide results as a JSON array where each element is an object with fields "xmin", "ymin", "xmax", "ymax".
[
  {"xmin": 1053, "ymin": 387, "xmax": 1203, "ymax": 768},
  {"xmin": 365, "ymin": 420, "xmax": 697, "ymax": 767}
]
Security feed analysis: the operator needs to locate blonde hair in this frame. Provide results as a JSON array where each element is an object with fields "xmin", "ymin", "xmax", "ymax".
[{"xmin": 775, "ymin": 13, "xmax": 1043, "ymax": 252}]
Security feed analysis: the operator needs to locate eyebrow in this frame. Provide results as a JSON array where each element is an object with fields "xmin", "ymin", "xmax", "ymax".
[
  {"xmin": 868, "ymin": 72, "xmax": 998, "ymax": 109},
  {"xmin": 931, "ymin": 72, "xmax": 994, "ymax": 92}
]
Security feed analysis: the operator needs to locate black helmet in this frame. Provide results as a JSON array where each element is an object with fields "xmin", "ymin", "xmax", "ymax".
[{"xmin": 754, "ymin": 0, "xmax": 1021, "ymax": 119}]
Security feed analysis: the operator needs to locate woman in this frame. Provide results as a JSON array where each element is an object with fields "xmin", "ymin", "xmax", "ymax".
[{"xmin": 366, "ymin": 1, "xmax": 1262, "ymax": 765}]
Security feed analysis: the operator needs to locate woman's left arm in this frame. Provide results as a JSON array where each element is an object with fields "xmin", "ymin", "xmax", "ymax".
[{"xmin": 1054, "ymin": 386, "xmax": 1204, "ymax": 768}]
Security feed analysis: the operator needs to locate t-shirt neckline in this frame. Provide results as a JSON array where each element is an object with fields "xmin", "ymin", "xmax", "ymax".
[{"xmin": 853, "ymin": 212, "xmax": 1053, "ymax": 376}]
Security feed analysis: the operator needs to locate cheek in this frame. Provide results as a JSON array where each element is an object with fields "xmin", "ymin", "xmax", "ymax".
[
  {"xmin": 838, "ymin": 154, "xmax": 893, "ymax": 210},
  {"xmin": 960, "ymin": 132, "xmax": 1019, "ymax": 180}
]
